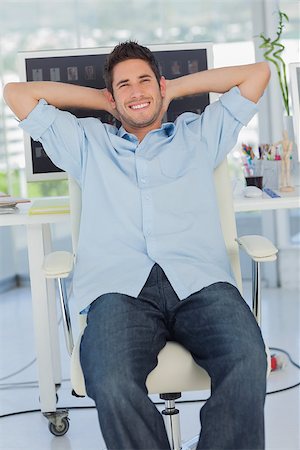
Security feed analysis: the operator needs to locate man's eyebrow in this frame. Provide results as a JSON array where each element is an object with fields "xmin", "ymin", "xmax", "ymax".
[
  {"xmin": 115, "ymin": 74, "xmax": 153, "ymax": 87},
  {"xmin": 116, "ymin": 78, "xmax": 130, "ymax": 87}
]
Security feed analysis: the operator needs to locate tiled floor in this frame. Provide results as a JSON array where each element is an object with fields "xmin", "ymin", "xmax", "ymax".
[{"xmin": 0, "ymin": 283, "xmax": 299, "ymax": 450}]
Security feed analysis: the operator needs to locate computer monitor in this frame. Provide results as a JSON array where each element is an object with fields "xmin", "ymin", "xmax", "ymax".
[{"xmin": 18, "ymin": 43, "xmax": 214, "ymax": 181}]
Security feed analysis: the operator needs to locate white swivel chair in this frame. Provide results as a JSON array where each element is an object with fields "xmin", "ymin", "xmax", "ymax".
[{"xmin": 43, "ymin": 159, "xmax": 277, "ymax": 448}]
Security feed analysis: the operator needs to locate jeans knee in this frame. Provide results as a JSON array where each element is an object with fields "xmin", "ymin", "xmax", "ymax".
[
  {"xmin": 237, "ymin": 339, "xmax": 268, "ymax": 385},
  {"xmin": 86, "ymin": 369, "xmax": 143, "ymax": 407}
]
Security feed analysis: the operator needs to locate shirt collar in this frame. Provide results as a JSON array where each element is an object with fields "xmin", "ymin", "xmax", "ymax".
[
  {"xmin": 161, "ymin": 122, "xmax": 176, "ymax": 136},
  {"xmin": 117, "ymin": 127, "xmax": 138, "ymax": 142},
  {"xmin": 117, "ymin": 122, "xmax": 176, "ymax": 141}
]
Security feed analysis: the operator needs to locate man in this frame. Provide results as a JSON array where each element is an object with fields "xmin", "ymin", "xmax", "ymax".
[{"xmin": 4, "ymin": 41, "xmax": 270, "ymax": 450}]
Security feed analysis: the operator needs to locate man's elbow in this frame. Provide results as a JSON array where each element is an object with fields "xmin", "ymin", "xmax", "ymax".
[
  {"xmin": 256, "ymin": 62, "xmax": 271, "ymax": 101},
  {"xmin": 3, "ymin": 82, "xmax": 17, "ymax": 106},
  {"xmin": 242, "ymin": 62, "xmax": 271, "ymax": 103},
  {"xmin": 3, "ymin": 82, "xmax": 37, "ymax": 121},
  {"xmin": 251, "ymin": 62, "xmax": 271, "ymax": 94},
  {"xmin": 3, "ymin": 82, "xmax": 24, "ymax": 114},
  {"xmin": 258, "ymin": 61, "xmax": 271, "ymax": 88}
]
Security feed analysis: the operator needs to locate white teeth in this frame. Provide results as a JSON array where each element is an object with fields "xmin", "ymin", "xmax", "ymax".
[{"xmin": 130, "ymin": 103, "xmax": 149, "ymax": 110}]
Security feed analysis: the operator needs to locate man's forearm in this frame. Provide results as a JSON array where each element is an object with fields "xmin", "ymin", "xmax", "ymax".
[
  {"xmin": 3, "ymin": 81, "xmax": 111, "ymax": 121},
  {"xmin": 169, "ymin": 62, "xmax": 270, "ymax": 104}
]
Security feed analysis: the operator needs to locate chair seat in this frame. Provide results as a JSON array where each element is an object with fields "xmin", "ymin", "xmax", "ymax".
[
  {"xmin": 71, "ymin": 335, "xmax": 210, "ymax": 397},
  {"xmin": 146, "ymin": 341, "xmax": 210, "ymax": 394}
]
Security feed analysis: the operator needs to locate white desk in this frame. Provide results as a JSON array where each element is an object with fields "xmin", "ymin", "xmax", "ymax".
[
  {"xmin": 234, "ymin": 186, "xmax": 300, "ymax": 212},
  {"xmin": 0, "ymin": 190, "xmax": 299, "ymax": 416},
  {"xmin": 0, "ymin": 201, "xmax": 70, "ymax": 413}
]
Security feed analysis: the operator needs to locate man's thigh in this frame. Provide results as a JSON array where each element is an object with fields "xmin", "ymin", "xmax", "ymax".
[
  {"xmin": 171, "ymin": 282, "xmax": 266, "ymax": 378},
  {"xmin": 80, "ymin": 292, "xmax": 169, "ymax": 386}
]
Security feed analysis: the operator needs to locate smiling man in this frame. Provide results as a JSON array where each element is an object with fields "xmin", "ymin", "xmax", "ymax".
[
  {"xmin": 108, "ymin": 59, "xmax": 166, "ymax": 135},
  {"xmin": 4, "ymin": 41, "xmax": 270, "ymax": 450}
]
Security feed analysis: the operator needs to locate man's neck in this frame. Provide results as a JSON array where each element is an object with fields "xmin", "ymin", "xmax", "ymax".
[{"xmin": 122, "ymin": 119, "xmax": 163, "ymax": 142}]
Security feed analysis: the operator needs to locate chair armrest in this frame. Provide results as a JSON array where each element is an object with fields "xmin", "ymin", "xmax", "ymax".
[
  {"xmin": 43, "ymin": 251, "xmax": 74, "ymax": 278},
  {"xmin": 235, "ymin": 235, "xmax": 278, "ymax": 262}
]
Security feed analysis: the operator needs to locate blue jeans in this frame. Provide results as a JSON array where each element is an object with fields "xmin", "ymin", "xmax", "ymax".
[{"xmin": 80, "ymin": 264, "xmax": 267, "ymax": 450}]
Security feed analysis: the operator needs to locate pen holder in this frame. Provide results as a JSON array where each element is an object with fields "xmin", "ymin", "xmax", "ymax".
[
  {"xmin": 245, "ymin": 176, "xmax": 263, "ymax": 189},
  {"xmin": 243, "ymin": 158, "xmax": 264, "ymax": 189},
  {"xmin": 262, "ymin": 160, "xmax": 281, "ymax": 190}
]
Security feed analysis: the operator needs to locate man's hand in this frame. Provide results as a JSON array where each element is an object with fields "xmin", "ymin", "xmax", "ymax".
[
  {"xmin": 102, "ymin": 88, "xmax": 121, "ymax": 121},
  {"xmin": 161, "ymin": 79, "xmax": 174, "ymax": 115}
]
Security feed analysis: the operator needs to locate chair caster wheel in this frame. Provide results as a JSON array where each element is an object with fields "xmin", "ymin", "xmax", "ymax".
[
  {"xmin": 48, "ymin": 417, "xmax": 69, "ymax": 436},
  {"xmin": 44, "ymin": 409, "xmax": 69, "ymax": 436}
]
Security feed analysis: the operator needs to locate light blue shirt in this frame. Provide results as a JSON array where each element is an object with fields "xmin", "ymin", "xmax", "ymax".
[{"xmin": 20, "ymin": 86, "xmax": 258, "ymax": 314}]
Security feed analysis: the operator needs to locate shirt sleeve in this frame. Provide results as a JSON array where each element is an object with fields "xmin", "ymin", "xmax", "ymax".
[
  {"xmin": 199, "ymin": 86, "xmax": 258, "ymax": 168},
  {"xmin": 19, "ymin": 99, "xmax": 85, "ymax": 183}
]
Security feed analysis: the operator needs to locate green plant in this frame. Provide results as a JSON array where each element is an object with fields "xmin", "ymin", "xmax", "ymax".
[{"xmin": 259, "ymin": 10, "xmax": 290, "ymax": 116}]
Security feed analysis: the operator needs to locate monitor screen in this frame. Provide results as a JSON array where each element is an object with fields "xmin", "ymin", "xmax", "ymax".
[{"xmin": 18, "ymin": 43, "xmax": 214, "ymax": 181}]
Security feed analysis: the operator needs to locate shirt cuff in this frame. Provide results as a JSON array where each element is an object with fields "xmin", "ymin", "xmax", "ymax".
[
  {"xmin": 220, "ymin": 86, "xmax": 258, "ymax": 126},
  {"xmin": 19, "ymin": 99, "xmax": 58, "ymax": 141}
]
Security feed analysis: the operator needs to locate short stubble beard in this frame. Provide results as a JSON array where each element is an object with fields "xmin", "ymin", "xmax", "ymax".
[{"xmin": 115, "ymin": 95, "xmax": 164, "ymax": 130}]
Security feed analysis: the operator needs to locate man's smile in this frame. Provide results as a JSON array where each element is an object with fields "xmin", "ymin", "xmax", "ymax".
[{"xmin": 128, "ymin": 101, "xmax": 151, "ymax": 110}]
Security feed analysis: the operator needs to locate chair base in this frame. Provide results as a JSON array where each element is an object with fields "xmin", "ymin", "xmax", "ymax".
[
  {"xmin": 161, "ymin": 393, "xmax": 182, "ymax": 450},
  {"xmin": 160, "ymin": 393, "xmax": 200, "ymax": 450}
]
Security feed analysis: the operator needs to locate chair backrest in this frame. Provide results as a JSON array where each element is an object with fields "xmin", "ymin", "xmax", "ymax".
[
  {"xmin": 68, "ymin": 158, "xmax": 242, "ymax": 293},
  {"xmin": 68, "ymin": 176, "xmax": 82, "ymax": 258},
  {"xmin": 214, "ymin": 160, "xmax": 242, "ymax": 292}
]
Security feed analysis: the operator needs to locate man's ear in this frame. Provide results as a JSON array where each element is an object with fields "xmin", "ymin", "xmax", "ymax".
[
  {"xmin": 104, "ymin": 88, "xmax": 116, "ymax": 109},
  {"xmin": 160, "ymin": 76, "xmax": 167, "ymax": 97}
]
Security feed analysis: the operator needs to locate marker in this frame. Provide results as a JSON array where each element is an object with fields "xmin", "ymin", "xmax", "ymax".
[{"xmin": 263, "ymin": 188, "xmax": 281, "ymax": 198}]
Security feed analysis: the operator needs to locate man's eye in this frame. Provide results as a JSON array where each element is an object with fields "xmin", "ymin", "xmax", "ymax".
[{"xmin": 118, "ymin": 81, "xmax": 129, "ymax": 89}]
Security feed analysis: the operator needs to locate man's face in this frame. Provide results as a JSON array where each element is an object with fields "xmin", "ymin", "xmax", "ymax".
[{"xmin": 109, "ymin": 59, "xmax": 166, "ymax": 135}]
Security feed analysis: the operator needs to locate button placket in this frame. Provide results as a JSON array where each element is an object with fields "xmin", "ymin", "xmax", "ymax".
[
  {"xmin": 142, "ymin": 188, "xmax": 153, "ymax": 236},
  {"xmin": 136, "ymin": 156, "xmax": 153, "ymax": 238}
]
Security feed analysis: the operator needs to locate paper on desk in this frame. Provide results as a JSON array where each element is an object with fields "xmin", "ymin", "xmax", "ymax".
[
  {"xmin": 0, "ymin": 207, "xmax": 19, "ymax": 214},
  {"xmin": 29, "ymin": 197, "xmax": 70, "ymax": 215},
  {"xmin": 0, "ymin": 197, "xmax": 30, "ymax": 207}
]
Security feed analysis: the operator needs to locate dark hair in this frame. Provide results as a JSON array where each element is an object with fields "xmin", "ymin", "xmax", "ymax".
[{"xmin": 103, "ymin": 41, "xmax": 161, "ymax": 94}]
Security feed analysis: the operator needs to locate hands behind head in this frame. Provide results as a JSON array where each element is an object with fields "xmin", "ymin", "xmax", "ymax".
[
  {"xmin": 101, "ymin": 88, "xmax": 121, "ymax": 121},
  {"xmin": 161, "ymin": 79, "xmax": 173, "ymax": 117}
]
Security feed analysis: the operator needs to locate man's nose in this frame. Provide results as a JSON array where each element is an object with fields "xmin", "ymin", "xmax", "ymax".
[{"xmin": 129, "ymin": 83, "xmax": 144, "ymax": 98}]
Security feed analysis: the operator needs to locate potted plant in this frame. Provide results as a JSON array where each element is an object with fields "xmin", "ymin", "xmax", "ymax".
[
  {"xmin": 259, "ymin": 10, "xmax": 290, "ymax": 116},
  {"xmin": 258, "ymin": 9, "xmax": 298, "ymax": 190}
]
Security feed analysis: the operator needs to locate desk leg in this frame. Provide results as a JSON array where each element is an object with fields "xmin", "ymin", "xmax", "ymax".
[
  {"xmin": 43, "ymin": 224, "xmax": 62, "ymax": 387},
  {"xmin": 261, "ymin": 210, "xmax": 278, "ymax": 287},
  {"xmin": 27, "ymin": 223, "xmax": 57, "ymax": 413}
]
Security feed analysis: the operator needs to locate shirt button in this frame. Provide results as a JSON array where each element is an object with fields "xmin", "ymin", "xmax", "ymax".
[{"xmin": 141, "ymin": 178, "xmax": 146, "ymax": 183}]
